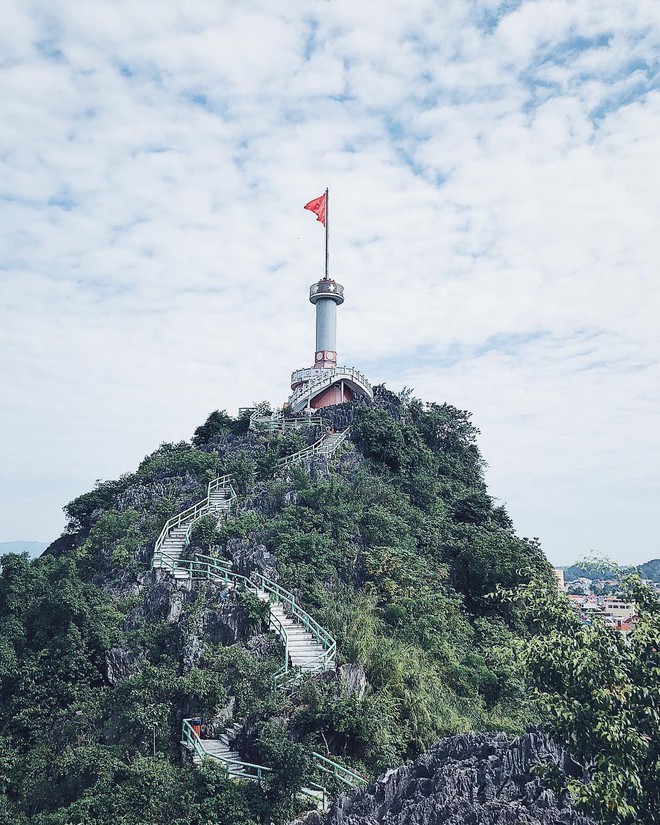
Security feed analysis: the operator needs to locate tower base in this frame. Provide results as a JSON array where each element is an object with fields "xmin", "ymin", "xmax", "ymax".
[
  {"xmin": 287, "ymin": 366, "xmax": 373, "ymax": 414},
  {"xmin": 309, "ymin": 382, "xmax": 354, "ymax": 409}
]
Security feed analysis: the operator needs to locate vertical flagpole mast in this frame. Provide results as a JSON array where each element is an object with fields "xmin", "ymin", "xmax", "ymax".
[{"xmin": 324, "ymin": 187, "xmax": 329, "ymax": 280}]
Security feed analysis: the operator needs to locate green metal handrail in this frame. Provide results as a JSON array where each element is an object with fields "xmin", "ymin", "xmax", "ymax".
[
  {"xmin": 153, "ymin": 475, "xmax": 236, "ymax": 570},
  {"xmin": 181, "ymin": 719, "xmax": 270, "ymax": 781},
  {"xmin": 185, "ymin": 555, "xmax": 336, "ymax": 682},
  {"xmin": 277, "ymin": 427, "xmax": 349, "ymax": 469},
  {"xmin": 277, "ymin": 435, "xmax": 327, "ymax": 467},
  {"xmin": 154, "ymin": 427, "xmax": 348, "ymax": 572},
  {"xmin": 312, "ymin": 751, "xmax": 367, "ymax": 787},
  {"xmin": 254, "ymin": 572, "xmax": 336, "ymax": 671}
]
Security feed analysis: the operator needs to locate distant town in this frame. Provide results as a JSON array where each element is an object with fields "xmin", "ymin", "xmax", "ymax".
[{"xmin": 554, "ymin": 559, "xmax": 660, "ymax": 634}]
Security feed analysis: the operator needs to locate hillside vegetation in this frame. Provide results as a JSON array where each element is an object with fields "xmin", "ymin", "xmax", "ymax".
[{"xmin": 0, "ymin": 391, "xmax": 553, "ymax": 824}]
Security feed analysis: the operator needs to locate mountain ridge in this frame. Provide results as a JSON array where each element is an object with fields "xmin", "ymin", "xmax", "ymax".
[{"xmin": 0, "ymin": 540, "xmax": 48, "ymax": 558}]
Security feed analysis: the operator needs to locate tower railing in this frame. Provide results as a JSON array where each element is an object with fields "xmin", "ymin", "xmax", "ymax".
[{"xmin": 288, "ymin": 366, "xmax": 372, "ymax": 412}]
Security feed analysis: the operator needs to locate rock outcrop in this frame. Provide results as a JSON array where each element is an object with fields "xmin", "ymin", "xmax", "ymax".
[
  {"xmin": 104, "ymin": 646, "xmax": 146, "ymax": 686},
  {"xmin": 296, "ymin": 731, "xmax": 595, "ymax": 825}
]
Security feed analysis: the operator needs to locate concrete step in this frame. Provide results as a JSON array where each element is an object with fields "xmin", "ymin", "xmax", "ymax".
[
  {"xmin": 281, "ymin": 625, "xmax": 315, "ymax": 633},
  {"xmin": 290, "ymin": 653, "xmax": 326, "ymax": 662},
  {"xmin": 287, "ymin": 641, "xmax": 323, "ymax": 653},
  {"xmin": 204, "ymin": 746, "xmax": 240, "ymax": 758},
  {"xmin": 287, "ymin": 643, "xmax": 323, "ymax": 652},
  {"xmin": 217, "ymin": 735, "xmax": 233, "ymax": 747},
  {"xmin": 288, "ymin": 644, "xmax": 325, "ymax": 651},
  {"xmin": 291, "ymin": 657, "xmax": 326, "ymax": 666},
  {"xmin": 202, "ymin": 740, "xmax": 240, "ymax": 755},
  {"xmin": 290, "ymin": 651, "xmax": 326, "ymax": 660}
]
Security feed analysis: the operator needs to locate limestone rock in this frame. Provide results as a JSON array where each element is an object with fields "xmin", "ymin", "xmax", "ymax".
[
  {"xmin": 104, "ymin": 647, "xmax": 145, "ymax": 686},
  {"xmin": 338, "ymin": 664, "xmax": 367, "ymax": 699},
  {"xmin": 226, "ymin": 536, "xmax": 278, "ymax": 579},
  {"xmin": 180, "ymin": 614, "xmax": 204, "ymax": 673},
  {"xmin": 293, "ymin": 731, "xmax": 595, "ymax": 825},
  {"xmin": 201, "ymin": 602, "xmax": 249, "ymax": 646},
  {"xmin": 246, "ymin": 633, "xmax": 280, "ymax": 661}
]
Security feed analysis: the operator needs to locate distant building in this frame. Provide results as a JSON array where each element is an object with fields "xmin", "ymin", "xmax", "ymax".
[
  {"xmin": 616, "ymin": 619, "xmax": 635, "ymax": 635},
  {"xmin": 553, "ymin": 569, "xmax": 565, "ymax": 590},
  {"xmin": 602, "ymin": 597, "xmax": 636, "ymax": 622}
]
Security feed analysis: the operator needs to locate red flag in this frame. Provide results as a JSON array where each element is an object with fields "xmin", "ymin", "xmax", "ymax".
[{"xmin": 304, "ymin": 193, "xmax": 326, "ymax": 226}]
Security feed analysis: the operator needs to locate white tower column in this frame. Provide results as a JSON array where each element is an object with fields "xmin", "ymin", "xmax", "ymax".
[{"xmin": 309, "ymin": 279, "xmax": 344, "ymax": 369}]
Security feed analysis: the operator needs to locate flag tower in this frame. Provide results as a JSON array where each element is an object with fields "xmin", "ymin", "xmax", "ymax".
[{"xmin": 287, "ymin": 191, "xmax": 372, "ymax": 412}]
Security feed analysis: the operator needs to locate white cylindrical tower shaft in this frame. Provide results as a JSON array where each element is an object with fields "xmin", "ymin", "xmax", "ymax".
[
  {"xmin": 316, "ymin": 298, "xmax": 337, "ymax": 354},
  {"xmin": 309, "ymin": 279, "xmax": 344, "ymax": 369}
]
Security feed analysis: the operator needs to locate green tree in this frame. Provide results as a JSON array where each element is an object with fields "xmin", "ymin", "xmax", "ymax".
[
  {"xmin": 192, "ymin": 409, "xmax": 250, "ymax": 445},
  {"xmin": 189, "ymin": 514, "xmax": 221, "ymax": 552},
  {"xmin": 254, "ymin": 721, "xmax": 313, "ymax": 803},
  {"xmin": 507, "ymin": 575, "xmax": 660, "ymax": 824}
]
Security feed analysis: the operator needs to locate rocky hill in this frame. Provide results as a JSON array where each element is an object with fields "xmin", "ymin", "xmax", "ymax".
[{"xmin": 0, "ymin": 390, "xmax": 560, "ymax": 824}]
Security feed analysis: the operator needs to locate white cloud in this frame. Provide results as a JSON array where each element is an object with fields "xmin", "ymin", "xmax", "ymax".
[{"xmin": 0, "ymin": 0, "xmax": 658, "ymax": 565}]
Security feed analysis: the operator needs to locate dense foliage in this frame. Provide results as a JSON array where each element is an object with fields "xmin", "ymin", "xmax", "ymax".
[
  {"xmin": 0, "ymin": 394, "xmax": 556, "ymax": 822},
  {"xmin": 503, "ymin": 575, "xmax": 660, "ymax": 825}
]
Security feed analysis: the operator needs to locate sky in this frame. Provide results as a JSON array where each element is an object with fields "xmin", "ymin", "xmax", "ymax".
[{"xmin": 1, "ymin": 0, "xmax": 658, "ymax": 566}]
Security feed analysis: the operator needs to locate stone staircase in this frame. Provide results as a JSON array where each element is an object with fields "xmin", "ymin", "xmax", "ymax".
[
  {"xmin": 159, "ymin": 426, "xmax": 364, "ymax": 804},
  {"xmin": 153, "ymin": 479, "xmax": 235, "ymax": 574},
  {"xmin": 191, "ymin": 722, "xmax": 243, "ymax": 768},
  {"xmin": 160, "ymin": 527, "xmax": 191, "ymax": 579},
  {"xmin": 268, "ymin": 599, "xmax": 332, "ymax": 674},
  {"xmin": 185, "ymin": 718, "xmax": 332, "ymax": 808},
  {"xmin": 154, "ymin": 429, "xmax": 348, "ymax": 576},
  {"xmin": 318, "ymin": 430, "xmax": 347, "ymax": 455}
]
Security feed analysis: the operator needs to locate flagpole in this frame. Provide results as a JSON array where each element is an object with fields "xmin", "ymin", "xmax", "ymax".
[{"xmin": 325, "ymin": 187, "xmax": 329, "ymax": 280}]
